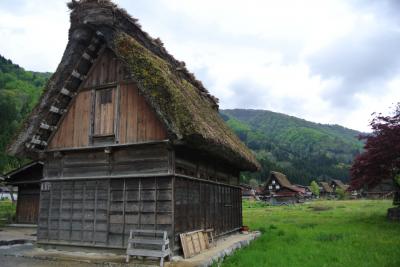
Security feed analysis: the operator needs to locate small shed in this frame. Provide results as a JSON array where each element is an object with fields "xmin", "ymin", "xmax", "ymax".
[
  {"xmin": 5, "ymin": 161, "xmax": 43, "ymax": 224},
  {"xmin": 263, "ymin": 171, "xmax": 305, "ymax": 204}
]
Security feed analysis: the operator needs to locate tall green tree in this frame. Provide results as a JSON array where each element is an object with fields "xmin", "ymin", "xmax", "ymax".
[
  {"xmin": 310, "ymin": 181, "xmax": 320, "ymax": 197},
  {"xmin": 0, "ymin": 55, "xmax": 50, "ymax": 173}
]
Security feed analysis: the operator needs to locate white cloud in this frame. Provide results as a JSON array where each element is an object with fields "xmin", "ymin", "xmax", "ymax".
[
  {"xmin": 1, "ymin": 0, "xmax": 399, "ymax": 132},
  {"xmin": 0, "ymin": 1, "xmax": 69, "ymax": 71}
]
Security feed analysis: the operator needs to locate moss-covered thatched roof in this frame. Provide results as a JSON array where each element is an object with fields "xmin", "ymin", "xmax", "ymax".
[
  {"xmin": 8, "ymin": 0, "xmax": 260, "ymax": 171},
  {"xmin": 320, "ymin": 182, "xmax": 333, "ymax": 193}
]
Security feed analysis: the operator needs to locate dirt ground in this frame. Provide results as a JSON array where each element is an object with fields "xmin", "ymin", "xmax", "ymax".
[{"xmin": 0, "ymin": 226, "xmax": 259, "ymax": 267}]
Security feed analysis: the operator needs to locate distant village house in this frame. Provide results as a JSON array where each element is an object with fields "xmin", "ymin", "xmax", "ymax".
[{"xmin": 263, "ymin": 171, "xmax": 305, "ymax": 204}]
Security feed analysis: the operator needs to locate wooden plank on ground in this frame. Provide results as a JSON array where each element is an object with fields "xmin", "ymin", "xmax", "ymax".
[{"xmin": 179, "ymin": 230, "xmax": 210, "ymax": 259}]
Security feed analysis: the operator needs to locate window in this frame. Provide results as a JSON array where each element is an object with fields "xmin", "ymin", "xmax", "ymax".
[{"xmin": 92, "ymin": 88, "xmax": 116, "ymax": 144}]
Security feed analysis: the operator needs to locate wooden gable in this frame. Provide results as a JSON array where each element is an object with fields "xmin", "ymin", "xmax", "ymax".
[{"xmin": 48, "ymin": 49, "xmax": 168, "ymax": 149}]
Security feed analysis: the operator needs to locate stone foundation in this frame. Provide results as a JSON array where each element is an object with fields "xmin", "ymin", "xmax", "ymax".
[{"xmin": 387, "ymin": 207, "xmax": 400, "ymax": 221}]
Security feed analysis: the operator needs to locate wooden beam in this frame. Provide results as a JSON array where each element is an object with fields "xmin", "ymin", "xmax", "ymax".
[
  {"xmin": 82, "ymin": 52, "xmax": 94, "ymax": 63},
  {"xmin": 71, "ymin": 70, "xmax": 86, "ymax": 80},
  {"xmin": 49, "ymin": 106, "xmax": 66, "ymax": 115},
  {"xmin": 95, "ymin": 30, "xmax": 104, "ymax": 38},
  {"xmin": 60, "ymin": 88, "xmax": 75, "ymax": 97},
  {"xmin": 88, "ymin": 44, "xmax": 96, "ymax": 52},
  {"xmin": 40, "ymin": 122, "xmax": 57, "ymax": 131},
  {"xmin": 31, "ymin": 137, "xmax": 48, "ymax": 147}
]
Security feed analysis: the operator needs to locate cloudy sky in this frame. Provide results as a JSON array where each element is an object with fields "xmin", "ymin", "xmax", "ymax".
[{"xmin": 1, "ymin": 0, "xmax": 400, "ymax": 132}]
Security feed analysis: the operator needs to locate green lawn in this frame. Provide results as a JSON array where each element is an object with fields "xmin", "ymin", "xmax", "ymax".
[
  {"xmin": 219, "ymin": 200, "xmax": 400, "ymax": 267},
  {"xmin": 0, "ymin": 200, "xmax": 15, "ymax": 226}
]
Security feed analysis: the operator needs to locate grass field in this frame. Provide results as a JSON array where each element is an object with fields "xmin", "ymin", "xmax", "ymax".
[
  {"xmin": 0, "ymin": 200, "xmax": 15, "ymax": 226},
  {"xmin": 218, "ymin": 200, "xmax": 400, "ymax": 267}
]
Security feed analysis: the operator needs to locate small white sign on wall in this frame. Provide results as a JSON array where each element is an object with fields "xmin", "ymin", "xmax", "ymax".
[{"xmin": 41, "ymin": 182, "xmax": 51, "ymax": 191}]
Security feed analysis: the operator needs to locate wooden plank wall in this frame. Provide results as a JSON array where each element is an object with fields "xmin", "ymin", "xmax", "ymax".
[
  {"xmin": 49, "ymin": 90, "xmax": 91, "ymax": 149},
  {"xmin": 45, "ymin": 144, "xmax": 171, "ymax": 179},
  {"xmin": 37, "ymin": 177, "xmax": 173, "ymax": 249},
  {"xmin": 118, "ymin": 83, "xmax": 167, "ymax": 144},
  {"xmin": 16, "ymin": 185, "xmax": 40, "ymax": 224},
  {"xmin": 94, "ymin": 88, "xmax": 115, "ymax": 135},
  {"xmin": 49, "ymin": 61, "xmax": 168, "ymax": 149},
  {"xmin": 83, "ymin": 49, "xmax": 125, "ymax": 88},
  {"xmin": 175, "ymin": 156, "xmax": 240, "ymax": 186},
  {"xmin": 173, "ymin": 177, "xmax": 242, "ymax": 253}
]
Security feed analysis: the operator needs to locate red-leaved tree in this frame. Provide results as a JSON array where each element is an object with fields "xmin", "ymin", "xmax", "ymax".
[{"xmin": 350, "ymin": 103, "xmax": 400, "ymax": 190}]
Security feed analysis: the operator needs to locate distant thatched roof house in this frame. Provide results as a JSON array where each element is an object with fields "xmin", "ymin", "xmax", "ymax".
[
  {"xmin": 263, "ymin": 171, "xmax": 305, "ymax": 203},
  {"xmin": 7, "ymin": 0, "xmax": 259, "ymax": 172},
  {"xmin": 319, "ymin": 181, "xmax": 333, "ymax": 195},
  {"xmin": 331, "ymin": 179, "xmax": 349, "ymax": 192}
]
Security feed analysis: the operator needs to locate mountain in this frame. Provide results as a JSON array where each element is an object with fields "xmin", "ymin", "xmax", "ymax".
[
  {"xmin": 221, "ymin": 109, "xmax": 363, "ymax": 185},
  {"xmin": 0, "ymin": 55, "xmax": 51, "ymax": 173}
]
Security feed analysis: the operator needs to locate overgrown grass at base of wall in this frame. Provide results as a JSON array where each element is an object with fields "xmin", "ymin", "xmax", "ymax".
[
  {"xmin": 216, "ymin": 200, "xmax": 400, "ymax": 267},
  {"xmin": 0, "ymin": 200, "xmax": 16, "ymax": 226}
]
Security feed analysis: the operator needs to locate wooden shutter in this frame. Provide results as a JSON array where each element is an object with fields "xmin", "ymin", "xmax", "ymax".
[{"xmin": 94, "ymin": 88, "xmax": 115, "ymax": 136}]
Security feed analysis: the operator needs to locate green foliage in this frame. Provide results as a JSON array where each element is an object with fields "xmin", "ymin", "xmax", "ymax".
[
  {"xmin": 0, "ymin": 200, "xmax": 16, "ymax": 226},
  {"xmin": 216, "ymin": 200, "xmax": 400, "ymax": 267},
  {"xmin": 222, "ymin": 109, "xmax": 363, "ymax": 185},
  {"xmin": 336, "ymin": 188, "xmax": 346, "ymax": 200},
  {"xmin": 248, "ymin": 178, "xmax": 258, "ymax": 188},
  {"xmin": 310, "ymin": 180, "xmax": 320, "ymax": 196},
  {"xmin": 395, "ymin": 174, "xmax": 400, "ymax": 187},
  {"xmin": 0, "ymin": 55, "xmax": 50, "ymax": 173}
]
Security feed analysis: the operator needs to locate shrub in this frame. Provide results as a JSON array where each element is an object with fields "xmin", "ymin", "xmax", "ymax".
[
  {"xmin": 310, "ymin": 181, "xmax": 320, "ymax": 197},
  {"xmin": 336, "ymin": 188, "xmax": 346, "ymax": 200}
]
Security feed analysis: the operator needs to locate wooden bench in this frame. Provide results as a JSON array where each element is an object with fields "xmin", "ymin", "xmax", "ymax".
[{"xmin": 126, "ymin": 229, "xmax": 171, "ymax": 267}]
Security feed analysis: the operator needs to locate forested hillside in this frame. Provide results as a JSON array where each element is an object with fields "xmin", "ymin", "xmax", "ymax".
[
  {"xmin": 0, "ymin": 55, "xmax": 50, "ymax": 173},
  {"xmin": 221, "ymin": 109, "xmax": 363, "ymax": 185}
]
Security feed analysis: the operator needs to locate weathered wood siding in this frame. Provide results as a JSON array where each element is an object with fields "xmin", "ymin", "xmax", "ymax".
[
  {"xmin": 173, "ymin": 177, "xmax": 242, "ymax": 253},
  {"xmin": 174, "ymin": 151, "xmax": 240, "ymax": 186},
  {"xmin": 16, "ymin": 185, "xmax": 40, "ymax": 224},
  {"xmin": 118, "ymin": 83, "xmax": 167, "ymax": 143},
  {"xmin": 94, "ymin": 88, "xmax": 116, "ymax": 136},
  {"xmin": 45, "ymin": 144, "xmax": 172, "ymax": 179},
  {"xmin": 49, "ymin": 48, "xmax": 167, "ymax": 150},
  {"xmin": 82, "ymin": 48, "xmax": 126, "ymax": 88},
  {"xmin": 49, "ymin": 90, "xmax": 91, "ymax": 148},
  {"xmin": 37, "ymin": 177, "xmax": 173, "ymax": 248}
]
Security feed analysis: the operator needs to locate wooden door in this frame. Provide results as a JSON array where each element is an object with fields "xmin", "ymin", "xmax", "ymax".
[{"xmin": 16, "ymin": 185, "xmax": 40, "ymax": 224}]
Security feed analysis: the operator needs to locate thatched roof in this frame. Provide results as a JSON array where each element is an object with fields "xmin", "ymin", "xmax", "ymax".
[
  {"xmin": 319, "ymin": 182, "xmax": 333, "ymax": 193},
  {"xmin": 266, "ymin": 171, "xmax": 304, "ymax": 193},
  {"xmin": 331, "ymin": 179, "xmax": 349, "ymax": 191},
  {"xmin": 7, "ymin": 0, "xmax": 259, "ymax": 171}
]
